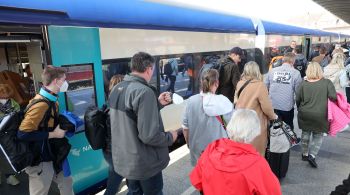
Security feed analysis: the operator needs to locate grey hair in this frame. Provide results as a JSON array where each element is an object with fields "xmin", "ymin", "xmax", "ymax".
[{"xmin": 226, "ymin": 109, "xmax": 261, "ymax": 143}]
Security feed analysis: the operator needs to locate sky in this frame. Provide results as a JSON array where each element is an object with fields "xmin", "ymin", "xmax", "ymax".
[{"xmin": 150, "ymin": 0, "xmax": 342, "ymax": 28}]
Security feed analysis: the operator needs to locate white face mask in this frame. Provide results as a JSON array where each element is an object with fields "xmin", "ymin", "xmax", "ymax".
[
  {"xmin": 59, "ymin": 81, "xmax": 69, "ymax": 92},
  {"xmin": 0, "ymin": 99, "xmax": 8, "ymax": 104}
]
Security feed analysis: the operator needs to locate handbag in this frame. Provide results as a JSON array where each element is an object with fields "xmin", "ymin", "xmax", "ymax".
[{"xmin": 269, "ymin": 119, "xmax": 299, "ymax": 153}]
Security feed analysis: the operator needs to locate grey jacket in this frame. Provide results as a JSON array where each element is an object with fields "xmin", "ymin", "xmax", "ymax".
[
  {"xmin": 265, "ymin": 64, "xmax": 302, "ymax": 111},
  {"xmin": 109, "ymin": 74, "xmax": 173, "ymax": 180}
]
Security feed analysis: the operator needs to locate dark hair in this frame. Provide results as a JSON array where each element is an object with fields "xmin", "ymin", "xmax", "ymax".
[
  {"xmin": 293, "ymin": 48, "xmax": 301, "ymax": 54},
  {"xmin": 230, "ymin": 47, "xmax": 243, "ymax": 57},
  {"xmin": 41, "ymin": 65, "xmax": 66, "ymax": 86},
  {"xmin": 109, "ymin": 74, "xmax": 124, "ymax": 92},
  {"xmin": 131, "ymin": 52, "xmax": 155, "ymax": 72},
  {"xmin": 319, "ymin": 46, "xmax": 327, "ymax": 54},
  {"xmin": 201, "ymin": 69, "xmax": 219, "ymax": 93}
]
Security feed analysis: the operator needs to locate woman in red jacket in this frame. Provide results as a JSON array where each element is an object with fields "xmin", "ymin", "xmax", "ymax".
[{"xmin": 190, "ymin": 109, "xmax": 281, "ymax": 195}]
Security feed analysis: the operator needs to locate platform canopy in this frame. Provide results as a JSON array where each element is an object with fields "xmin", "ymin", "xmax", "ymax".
[
  {"xmin": 0, "ymin": 0, "xmax": 256, "ymax": 33},
  {"xmin": 313, "ymin": 0, "xmax": 350, "ymax": 25}
]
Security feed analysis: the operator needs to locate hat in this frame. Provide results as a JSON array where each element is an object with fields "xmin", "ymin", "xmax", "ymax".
[
  {"xmin": 230, "ymin": 47, "xmax": 244, "ymax": 57},
  {"xmin": 0, "ymin": 84, "xmax": 14, "ymax": 99}
]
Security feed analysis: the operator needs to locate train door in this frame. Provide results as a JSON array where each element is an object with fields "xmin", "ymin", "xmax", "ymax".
[
  {"xmin": 303, "ymin": 36, "xmax": 311, "ymax": 60},
  {"xmin": 47, "ymin": 26, "xmax": 107, "ymax": 194}
]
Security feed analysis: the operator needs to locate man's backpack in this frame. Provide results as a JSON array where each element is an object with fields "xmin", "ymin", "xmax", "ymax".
[
  {"xmin": 0, "ymin": 98, "xmax": 53, "ymax": 173},
  {"xmin": 84, "ymin": 105, "xmax": 108, "ymax": 150},
  {"xmin": 294, "ymin": 58, "xmax": 307, "ymax": 78},
  {"xmin": 164, "ymin": 61, "xmax": 173, "ymax": 76}
]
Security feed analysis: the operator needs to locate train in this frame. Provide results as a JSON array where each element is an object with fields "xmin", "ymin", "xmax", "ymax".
[{"xmin": 0, "ymin": 0, "xmax": 349, "ymax": 194}]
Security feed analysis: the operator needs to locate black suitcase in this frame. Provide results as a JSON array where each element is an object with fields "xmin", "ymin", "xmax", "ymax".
[
  {"xmin": 266, "ymin": 150, "xmax": 290, "ymax": 178},
  {"xmin": 266, "ymin": 121, "xmax": 290, "ymax": 179}
]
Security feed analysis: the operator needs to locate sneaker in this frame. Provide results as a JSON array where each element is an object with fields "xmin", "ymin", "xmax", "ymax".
[
  {"xmin": 308, "ymin": 155, "xmax": 318, "ymax": 168},
  {"xmin": 6, "ymin": 175, "xmax": 20, "ymax": 186},
  {"xmin": 302, "ymin": 154, "xmax": 308, "ymax": 161}
]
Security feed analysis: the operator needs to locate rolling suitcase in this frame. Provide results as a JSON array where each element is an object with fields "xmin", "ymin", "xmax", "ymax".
[{"xmin": 266, "ymin": 149, "xmax": 290, "ymax": 178}]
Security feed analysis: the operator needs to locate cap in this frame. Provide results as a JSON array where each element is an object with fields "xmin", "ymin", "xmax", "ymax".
[{"xmin": 230, "ymin": 47, "xmax": 244, "ymax": 57}]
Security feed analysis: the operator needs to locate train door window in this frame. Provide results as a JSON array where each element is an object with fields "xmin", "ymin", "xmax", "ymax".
[
  {"xmin": 63, "ymin": 63, "xmax": 96, "ymax": 132},
  {"xmin": 102, "ymin": 60, "xmax": 131, "ymax": 98},
  {"xmin": 159, "ymin": 55, "xmax": 193, "ymax": 98}
]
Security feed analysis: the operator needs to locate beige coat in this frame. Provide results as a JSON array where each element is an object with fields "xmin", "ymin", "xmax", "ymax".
[{"xmin": 234, "ymin": 79, "xmax": 276, "ymax": 156}]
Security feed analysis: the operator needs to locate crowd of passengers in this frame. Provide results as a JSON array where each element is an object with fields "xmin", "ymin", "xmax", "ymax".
[{"xmin": 2, "ymin": 41, "xmax": 350, "ymax": 195}]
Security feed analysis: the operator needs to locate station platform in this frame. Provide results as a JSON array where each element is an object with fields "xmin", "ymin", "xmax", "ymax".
[{"xmin": 1, "ymin": 114, "xmax": 350, "ymax": 195}]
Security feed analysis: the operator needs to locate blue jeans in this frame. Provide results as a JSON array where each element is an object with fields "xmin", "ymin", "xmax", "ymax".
[
  {"xmin": 103, "ymin": 151, "xmax": 123, "ymax": 195},
  {"xmin": 126, "ymin": 172, "xmax": 163, "ymax": 195}
]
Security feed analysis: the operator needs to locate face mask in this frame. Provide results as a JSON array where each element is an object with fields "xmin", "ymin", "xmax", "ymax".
[
  {"xmin": 0, "ymin": 99, "xmax": 8, "ymax": 104},
  {"xmin": 59, "ymin": 81, "xmax": 69, "ymax": 92}
]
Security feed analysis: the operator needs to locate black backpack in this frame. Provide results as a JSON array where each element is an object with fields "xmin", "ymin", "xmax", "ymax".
[
  {"xmin": 0, "ymin": 99, "xmax": 53, "ymax": 173},
  {"xmin": 164, "ymin": 61, "xmax": 173, "ymax": 76},
  {"xmin": 84, "ymin": 105, "xmax": 108, "ymax": 150},
  {"xmin": 294, "ymin": 58, "xmax": 307, "ymax": 78}
]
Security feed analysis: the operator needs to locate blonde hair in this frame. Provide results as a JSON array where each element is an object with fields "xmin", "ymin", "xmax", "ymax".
[
  {"xmin": 330, "ymin": 53, "xmax": 345, "ymax": 69},
  {"xmin": 201, "ymin": 69, "xmax": 219, "ymax": 93},
  {"xmin": 332, "ymin": 48, "xmax": 343, "ymax": 56},
  {"xmin": 306, "ymin": 62, "xmax": 323, "ymax": 80},
  {"xmin": 226, "ymin": 109, "xmax": 261, "ymax": 143},
  {"xmin": 282, "ymin": 52, "xmax": 296, "ymax": 64},
  {"xmin": 241, "ymin": 61, "xmax": 263, "ymax": 81},
  {"xmin": 109, "ymin": 74, "xmax": 124, "ymax": 92}
]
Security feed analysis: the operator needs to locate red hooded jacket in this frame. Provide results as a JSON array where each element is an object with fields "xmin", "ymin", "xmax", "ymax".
[{"xmin": 190, "ymin": 138, "xmax": 281, "ymax": 195}]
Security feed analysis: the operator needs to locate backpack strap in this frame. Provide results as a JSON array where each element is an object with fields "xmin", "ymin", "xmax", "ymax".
[
  {"xmin": 237, "ymin": 79, "xmax": 252, "ymax": 99},
  {"xmin": 24, "ymin": 98, "xmax": 55, "ymax": 131},
  {"xmin": 215, "ymin": 115, "xmax": 226, "ymax": 130}
]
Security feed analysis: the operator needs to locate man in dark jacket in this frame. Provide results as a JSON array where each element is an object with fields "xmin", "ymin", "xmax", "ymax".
[
  {"xmin": 217, "ymin": 47, "xmax": 243, "ymax": 102},
  {"xmin": 109, "ymin": 52, "xmax": 178, "ymax": 194},
  {"xmin": 18, "ymin": 65, "xmax": 73, "ymax": 195}
]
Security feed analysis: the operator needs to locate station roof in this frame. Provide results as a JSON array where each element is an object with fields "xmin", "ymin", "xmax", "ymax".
[
  {"xmin": 0, "ymin": 0, "xmax": 255, "ymax": 33},
  {"xmin": 313, "ymin": 0, "xmax": 350, "ymax": 25}
]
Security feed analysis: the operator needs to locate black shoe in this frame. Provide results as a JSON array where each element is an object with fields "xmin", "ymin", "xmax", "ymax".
[
  {"xmin": 308, "ymin": 155, "xmax": 318, "ymax": 168},
  {"xmin": 302, "ymin": 154, "xmax": 308, "ymax": 161}
]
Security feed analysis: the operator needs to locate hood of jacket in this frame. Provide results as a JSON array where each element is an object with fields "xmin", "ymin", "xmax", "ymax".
[
  {"xmin": 201, "ymin": 93, "xmax": 233, "ymax": 116},
  {"xmin": 205, "ymin": 138, "xmax": 260, "ymax": 173}
]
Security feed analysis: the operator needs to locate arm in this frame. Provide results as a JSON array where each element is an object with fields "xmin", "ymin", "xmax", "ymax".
[
  {"xmin": 264, "ymin": 72, "xmax": 271, "ymax": 90},
  {"xmin": 339, "ymin": 70, "xmax": 349, "ymax": 88},
  {"xmin": 231, "ymin": 64, "xmax": 241, "ymax": 95},
  {"xmin": 293, "ymin": 72, "xmax": 302, "ymax": 95},
  {"xmin": 258, "ymin": 84, "xmax": 276, "ymax": 120},
  {"xmin": 327, "ymin": 80, "xmax": 337, "ymax": 101},
  {"xmin": 182, "ymin": 102, "xmax": 190, "ymax": 145},
  {"xmin": 136, "ymin": 89, "xmax": 173, "ymax": 147},
  {"xmin": 296, "ymin": 82, "xmax": 303, "ymax": 108}
]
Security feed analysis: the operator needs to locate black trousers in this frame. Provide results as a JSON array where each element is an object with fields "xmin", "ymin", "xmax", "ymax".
[
  {"xmin": 274, "ymin": 108, "xmax": 294, "ymax": 130},
  {"xmin": 346, "ymin": 87, "xmax": 350, "ymax": 104}
]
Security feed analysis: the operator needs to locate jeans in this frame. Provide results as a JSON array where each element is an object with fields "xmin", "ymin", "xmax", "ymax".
[
  {"xmin": 167, "ymin": 75, "xmax": 176, "ymax": 93},
  {"xmin": 126, "ymin": 171, "xmax": 163, "ymax": 195},
  {"xmin": 103, "ymin": 151, "xmax": 123, "ymax": 195},
  {"xmin": 301, "ymin": 131, "xmax": 324, "ymax": 157},
  {"xmin": 274, "ymin": 109, "xmax": 294, "ymax": 130}
]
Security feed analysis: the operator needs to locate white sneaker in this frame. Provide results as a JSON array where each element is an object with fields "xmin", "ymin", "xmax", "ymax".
[{"xmin": 6, "ymin": 175, "xmax": 20, "ymax": 186}]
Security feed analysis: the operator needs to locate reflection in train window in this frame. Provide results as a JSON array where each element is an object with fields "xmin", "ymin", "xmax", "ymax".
[
  {"xmin": 159, "ymin": 54, "xmax": 193, "ymax": 98},
  {"xmin": 102, "ymin": 61, "xmax": 130, "ymax": 98},
  {"xmin": 63, "ymin": 63, "xmax": 96, "ymax": 132}
]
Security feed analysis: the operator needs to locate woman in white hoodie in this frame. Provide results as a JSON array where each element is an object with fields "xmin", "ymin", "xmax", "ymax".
[
  {"xmin": 182, "ymin": 69, "xmax": 233, "ymax": 166},
  {"xmin": 324, "ymin": 52, "xmax": 346, "ymax": 93}
]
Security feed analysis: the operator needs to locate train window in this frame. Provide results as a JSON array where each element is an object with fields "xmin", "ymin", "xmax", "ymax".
[
  {"xmin": 102, "ymin": 60, "xmax": 130, "ymax": 98},
  {"xmin": 63, "ymin": 63, "xmax": 96, "ymax": 132},
  {"xmin": 159, "ymin": 54, "xmax": 194, "ymax": 98}
]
